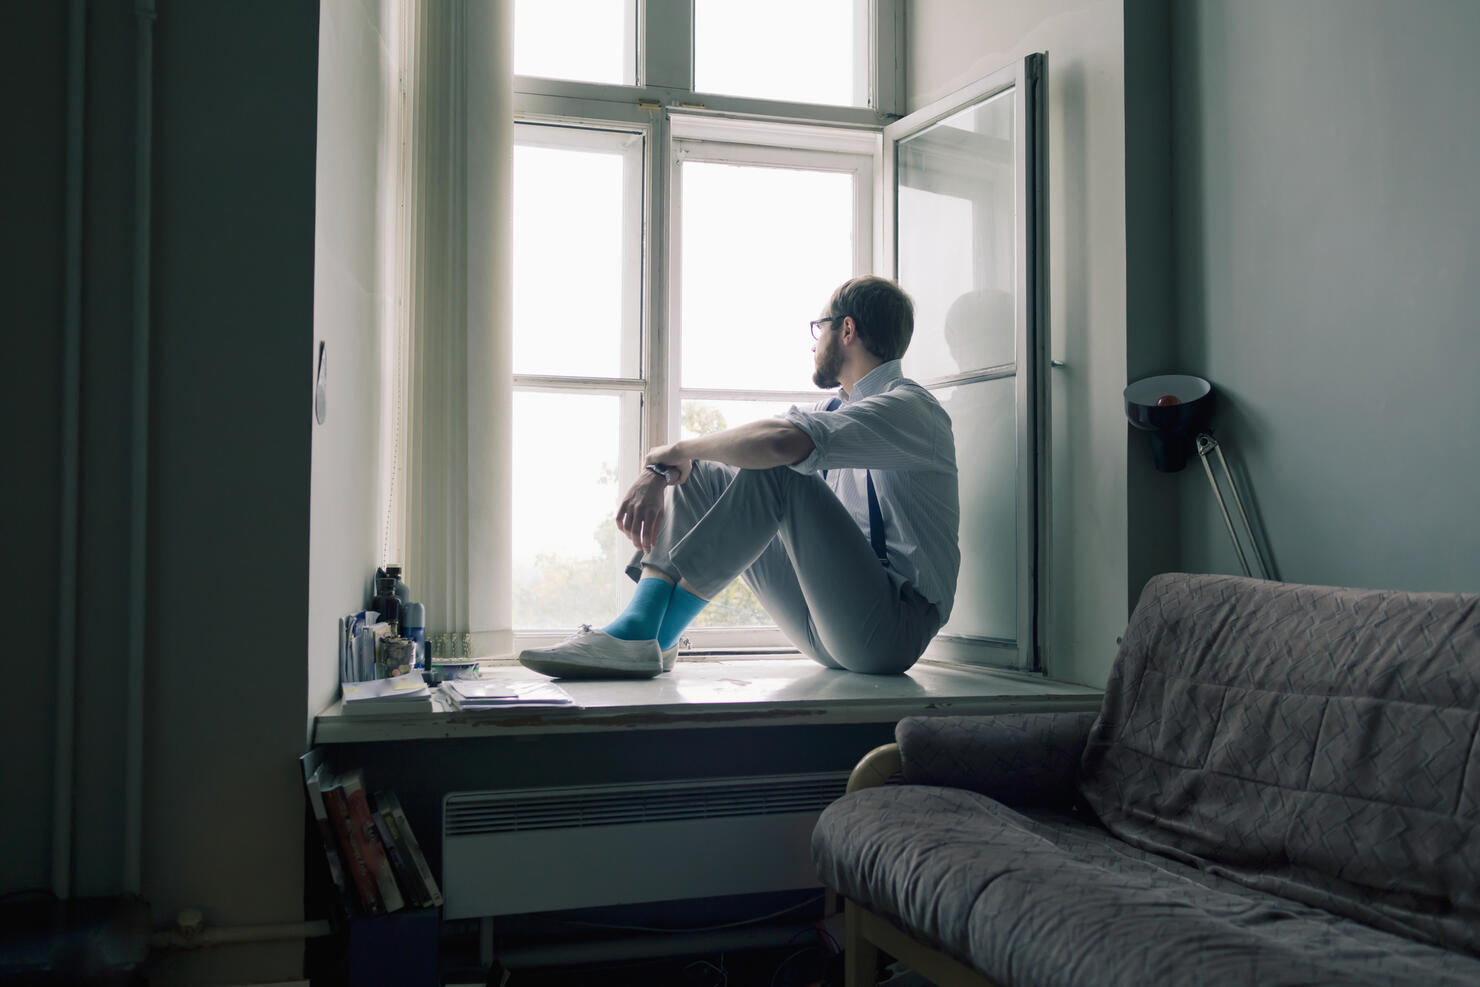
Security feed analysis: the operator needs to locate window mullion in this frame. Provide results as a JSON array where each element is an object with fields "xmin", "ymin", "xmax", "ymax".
[
  {"xmin": 641, "ymin": 0, "xmax": 692, "ymax": 91},
  {"xmin": 647, "ymin": 108, "xmax": 671, "ymax": 451}
]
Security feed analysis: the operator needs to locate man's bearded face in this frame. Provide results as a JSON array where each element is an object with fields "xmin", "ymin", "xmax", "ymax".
[{"xmin": 812, "ymin": 322, "xmax": 844, "ymax": 390}]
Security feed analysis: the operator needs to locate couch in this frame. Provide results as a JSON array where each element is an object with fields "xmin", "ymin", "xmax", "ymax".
[{"xmin": 813, "ymin": 572, "xmax": 1480, "ymax": 986}]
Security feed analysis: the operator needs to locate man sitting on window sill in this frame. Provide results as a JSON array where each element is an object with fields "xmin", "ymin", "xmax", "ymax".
[{"xmin": 518, "ymin": 275, "xmax": 960, "ymax": 679}]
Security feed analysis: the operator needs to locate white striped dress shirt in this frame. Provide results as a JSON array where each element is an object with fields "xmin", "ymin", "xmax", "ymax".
[{"xmin": 783, "ymin": 360, "xmax": 961, "ymax": 623}]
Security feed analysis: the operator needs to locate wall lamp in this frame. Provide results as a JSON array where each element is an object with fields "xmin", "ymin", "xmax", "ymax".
[{"xmin": 1124, "ymin": 374, "xmax": 1271, "ymax": 579}]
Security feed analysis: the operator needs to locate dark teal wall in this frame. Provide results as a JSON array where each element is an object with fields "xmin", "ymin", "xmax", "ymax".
[
  {"xmin": 1171, "ymin": 1, "xmax": 1480, "ymax": 592},
  {"xmin": 4, "ymin": 2, "xmax": 319, "ymax": 982}
]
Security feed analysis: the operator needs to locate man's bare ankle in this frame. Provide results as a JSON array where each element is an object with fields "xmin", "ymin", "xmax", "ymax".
[{"xmin": 676, "ymin": 578, "xmax": 709, "ymax": 602}]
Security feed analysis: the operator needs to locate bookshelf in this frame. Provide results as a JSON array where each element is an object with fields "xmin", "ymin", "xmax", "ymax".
[{"xmin": 300, "ymin": 749, "xmax": 442, "ymax": 986}]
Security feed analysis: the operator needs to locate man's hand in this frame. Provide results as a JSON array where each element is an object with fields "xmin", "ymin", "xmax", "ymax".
[
  {"xmin": 616, "ymin": 468, "xmax": 669, "ymax": 551},
  {"xmin": 644, "ymin": 444, "xmax": 693, "ymax": 486}
]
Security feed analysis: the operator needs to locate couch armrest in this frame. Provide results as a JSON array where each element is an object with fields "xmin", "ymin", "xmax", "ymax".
[
  {"xmin": 845, "ymin": 743, "xmax": 902, "ymax": 794},
  {"xmin": 896, "ymin": 712, "xmax": 1098, "ymax": 808}
]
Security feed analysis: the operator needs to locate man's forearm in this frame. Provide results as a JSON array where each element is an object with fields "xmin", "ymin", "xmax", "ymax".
[{"xmin": 668, "ymin": 419, "xmax": 814, "ymax": 470}]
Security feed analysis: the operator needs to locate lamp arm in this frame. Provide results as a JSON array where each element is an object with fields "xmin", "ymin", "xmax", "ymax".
[{"xmin": 1196, "ymin": 433, "xmax": 1269, "ymax": 580}]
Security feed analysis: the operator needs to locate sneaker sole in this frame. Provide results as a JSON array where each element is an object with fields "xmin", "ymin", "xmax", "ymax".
[{"xmin": 518, "ymin": 652, "xmax": 662, "ymax": 680}]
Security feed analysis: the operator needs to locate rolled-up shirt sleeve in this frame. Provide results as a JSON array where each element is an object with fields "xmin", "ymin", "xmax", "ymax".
[
  {"xmin": 783, "ymin": 403, "xmax": 831, "ymax": 475},
  {"xmin": 784, "ymin": 387, "xmax": 945, "ymax": 475}
]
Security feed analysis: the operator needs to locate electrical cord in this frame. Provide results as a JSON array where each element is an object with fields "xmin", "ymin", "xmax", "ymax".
[
  {"xmin": 683, "ymin": 956, "xmax": 728, "ymax": 986},
  {"xmin": 551, "ymin": 893, "xmax": 825, "ymax": 934},
  {"xmin": 770, "ymin": 944, "xmax": 819, "ymax": 987}
]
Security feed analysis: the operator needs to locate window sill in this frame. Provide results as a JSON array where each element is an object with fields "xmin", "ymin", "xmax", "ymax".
[{"xmin": 312, "ymin": 656, "xmax": 1102, "ymax": 744}]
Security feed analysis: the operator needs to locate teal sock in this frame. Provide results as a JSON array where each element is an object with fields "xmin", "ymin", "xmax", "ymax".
[
  {"xmin": 603, "ymin": 577, "xmax": 673, "ymax": 641},
  {"xmin": 657, "ymin": 584, "xmax": 710, "ymax": 651}
]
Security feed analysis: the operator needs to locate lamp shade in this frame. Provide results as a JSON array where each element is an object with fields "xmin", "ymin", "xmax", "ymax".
[{"xmin": 1124, "ymin": 374, "xmax": 1214, "ymax": 472}]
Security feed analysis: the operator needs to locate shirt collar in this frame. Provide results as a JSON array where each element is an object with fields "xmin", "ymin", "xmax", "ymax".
[{"xmin": 840, "ymin": 360, "xmax": 903, "ymax": 404}]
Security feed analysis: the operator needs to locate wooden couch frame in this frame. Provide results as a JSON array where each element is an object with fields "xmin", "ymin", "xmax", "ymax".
[{"xmin": 832, "ymin": 743, "xmax": 1002, "ymax": 987}]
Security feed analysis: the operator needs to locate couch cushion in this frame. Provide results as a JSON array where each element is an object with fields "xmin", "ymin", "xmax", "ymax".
[
  {"xmin": 897, "ymin": 712, "xmax": 1099, "ymax": 809},
  {"xmin": 1079, "ymin": 573, "xmax": 1480, "ymax": 956},
  {"xmin": 813, "ymin": 785, "xmax": 1480, "ymax": 986}
]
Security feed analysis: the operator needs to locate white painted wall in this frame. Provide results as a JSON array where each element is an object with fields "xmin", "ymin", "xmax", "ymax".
[
  {"xmin": 907, "ymin": 0, "xmax": 1132, "ymax": 687},
  {"xmin": 308, "ymin": 0, "xmax": 398, "ymax": 730}
]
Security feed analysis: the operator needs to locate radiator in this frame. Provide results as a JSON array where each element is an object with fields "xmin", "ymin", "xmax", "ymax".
[{"xmin": 440, "ymin": 770, "xmax": 850, "ymax": 919}]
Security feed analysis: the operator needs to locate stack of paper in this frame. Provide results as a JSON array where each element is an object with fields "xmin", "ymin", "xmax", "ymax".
[
  {"xmin": 341, "ymin": 674, "xmax": 433, "ymax": 715},
  {"xmin": 440, "ymin": 678, "xmax": 577, "ymax": 710},
  {"xmin": 339, "ymin": 610, "xmax": 393, "ymax": 684}
]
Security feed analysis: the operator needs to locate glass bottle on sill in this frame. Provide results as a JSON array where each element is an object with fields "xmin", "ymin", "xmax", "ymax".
[
  {"xmin": 372, "ymin": 576, "xmax": 402, "ymax": 635},
  {"xmin": 384, "ymin": 563, "xmax": 411, "ymax": 609}
]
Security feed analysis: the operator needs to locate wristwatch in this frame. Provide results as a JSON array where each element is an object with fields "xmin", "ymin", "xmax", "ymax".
[{"xmin": 646, "ymin": 463, "xmax": 680, "ymax": 486}]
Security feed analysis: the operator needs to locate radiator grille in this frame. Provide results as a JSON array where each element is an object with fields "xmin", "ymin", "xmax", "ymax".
[{"xmin": 444, "ymin": 771, "xmax": 849, "ymax": 836}]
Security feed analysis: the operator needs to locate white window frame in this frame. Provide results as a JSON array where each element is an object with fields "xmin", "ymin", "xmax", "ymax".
[
  {"xmin": 883, "ymin": 55, "xmax": 1049, "ymax": 672},
  {"xmin": 509, "ymin": 1, "xmax": 911, "ymax": 652},
  {"xmin": 663, "ymin": 121, "xmax": 879, "ymax": 650}
]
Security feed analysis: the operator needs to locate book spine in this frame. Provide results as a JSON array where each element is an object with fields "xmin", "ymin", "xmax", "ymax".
[
  {"xmin": 372, "ymin": 792, "xmax": 429, "ymax": 909},
  {"xmin": 322, "ymin": 781, "xmax": 383, "ymax": 915},
  {"xmin": 380, "ymin": 791, "xmax": 443, "ymax": 907},
  {"xmin": 304, "ymin": 767, "xmax": 353, "ymax": 920},
  {"xmin": 342, "ymin": 772, "xmax": 405, "ymax": 912}
]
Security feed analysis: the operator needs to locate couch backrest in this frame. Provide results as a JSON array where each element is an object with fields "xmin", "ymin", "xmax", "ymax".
[{"xmin": 1079, "ymin": 572, "xmax": 1480, "ymax": 955}]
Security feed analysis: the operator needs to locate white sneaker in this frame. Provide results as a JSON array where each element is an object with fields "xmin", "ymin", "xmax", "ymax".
[
  {"xmin": 661, "ymin": 644, "xmax": 678, "ymax": 673},
  {"xmin": 518, "ymin": 625, "xmax": 663, "ymax": 679}
]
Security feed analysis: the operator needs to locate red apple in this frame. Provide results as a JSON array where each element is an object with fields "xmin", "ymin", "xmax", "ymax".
[{"xmin": 1155, "ymin": 394, "xmax": 1181, "ymax": 407}]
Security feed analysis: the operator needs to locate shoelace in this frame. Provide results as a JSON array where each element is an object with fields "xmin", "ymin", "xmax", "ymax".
[{"xmin": 565, "ymin": 624, "xmax": 685, "ymax": 654}]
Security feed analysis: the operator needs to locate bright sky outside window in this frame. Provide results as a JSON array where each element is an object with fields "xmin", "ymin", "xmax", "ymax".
[
  {"xmin": 514, "ymin": 0, "xmax": 633, "ymax": 85},
  {"xmin": 513, "ymin": 142, "xmax": 636, "ymax": 378},
  {"xmin": 512, "ymin": 390, "xmax": 640, "ymax": 630},
  {"xmin": 680, "ymin": 162, "xmax": 854, "ymax": 392},
  {"xmin": 694, "ymin": 0, "xmax": 864, "ymax": 107}
]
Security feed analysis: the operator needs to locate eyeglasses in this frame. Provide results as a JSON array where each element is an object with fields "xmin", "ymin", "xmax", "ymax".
[{"xmin": 809, "ymin": 317, "xmax": 838, "ymax": 340}]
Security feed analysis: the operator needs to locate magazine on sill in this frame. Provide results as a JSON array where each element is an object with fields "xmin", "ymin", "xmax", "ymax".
[
  {"xmin": 340, "ymin": 674, "xmax": 434, "ymax": 715},
  {"xmin": 439, "ymin": 678, "xmax": 578, "ymax": 709}
]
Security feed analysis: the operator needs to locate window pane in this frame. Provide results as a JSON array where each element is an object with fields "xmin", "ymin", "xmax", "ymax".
[
  {"xmin": 936, "ymin": 379, "xmax": 1017, "ymax": 642},
  {"xmin": 513, "ymin": 134, "xmax": 641, "ymax": 378},
  {"xmin": 680, "ymin": 161, "xmax": 854, "ymax": 392},
  {"xmin": 694, "ymin": 0, "xmax": 864, "ymax": 107},
  {"xmin": 680, "ymin": 398, "xmax": 796, "ymax": 441},
  {"xmin": 680, "ymin": 398, "xmax": 797, "ymax": 631},
  {"xmin": 897, "ymin": 89, "xmax": 1017, "ymax": 381},
  {"xmin": 514, "ymin": 0, "xmax": 633, "ymax": 86},
  {"xmin": 512, "ymin": 390, "xmax": 641, "ymax": 630}
]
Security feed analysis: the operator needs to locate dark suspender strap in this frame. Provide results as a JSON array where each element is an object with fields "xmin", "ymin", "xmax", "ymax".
[{"xmin": 866, "ymin": 470, "xmax": 890, "ymax": 568}]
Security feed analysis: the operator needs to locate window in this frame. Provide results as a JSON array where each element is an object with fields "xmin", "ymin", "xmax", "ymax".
[
  {"xmin": 510, "ymin": 8, "xmax": 1046, "ymax": 667},
  {"xmin": 692, "ymin": 0, "xmax": 869, "ymax": 107},
  {"xmin": 671, "ymin": 129, "xmax": 875, "ymax": 635},
  {"xmin": 513, "ymin": 0, "xmax": 636, "ymax": 86},
  {"xmin": 511, "ymin": 124, "xmax": 644, "ymax": 631},
  {"xmin": 511, "ymin": 5, "xmax": 891, "ymax": 650},
  {"xmin": 884, "ymin": 56, "xmax": 1047, "ymax": 670}
]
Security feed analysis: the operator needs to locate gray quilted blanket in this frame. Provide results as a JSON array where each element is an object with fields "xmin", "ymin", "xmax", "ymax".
[
  {"xmin": 1079, "ymin": 572, "xmax": 1480, "ymax": 958},
  {"xmin": 812, "ymin": 573, "xmax": 1480, "ymax": 985},
  {"xmin": 814, "ymin": 786, "xmax": 1480, "ymax": 986}
]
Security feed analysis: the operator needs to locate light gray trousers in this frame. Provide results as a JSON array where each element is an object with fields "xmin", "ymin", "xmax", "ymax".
[{"xmin": 628, "ymin": 462, "xmax": 941, "ymax": 674}]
